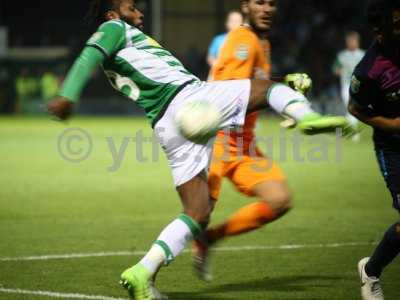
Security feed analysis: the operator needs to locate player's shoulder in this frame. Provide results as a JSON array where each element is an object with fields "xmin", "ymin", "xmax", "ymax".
[
  {"xmin": 223, "ymin": 26, "xmax": 260, "ymax": 53},
  {"xmin": 220, "ymin": 27, "xmax": 260, "ymax": 60},
  {"xmin": 98, "ymin": 19, "xmax": 125, "ymax": 31},
  {"xmin": 353, "ymin": 42, "xmax": 380, "ymax": 80},
  {"xmin": 227, "ymin": 26, "xmax": 258, "ymax": 42},
  {"xmin": 214, "ymin": 33, "xmax": 227, "ymax": 43}
]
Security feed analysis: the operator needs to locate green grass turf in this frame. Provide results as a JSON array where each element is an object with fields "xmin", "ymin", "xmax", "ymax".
[{"xmin": 0, "ymin": 116, "xmax": 398, "ymax": 300}]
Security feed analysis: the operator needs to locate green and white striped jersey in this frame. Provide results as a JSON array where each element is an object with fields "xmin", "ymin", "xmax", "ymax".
[{"xmin": 87, "ymin": 20, "xmax": 200, "ymax": 125}]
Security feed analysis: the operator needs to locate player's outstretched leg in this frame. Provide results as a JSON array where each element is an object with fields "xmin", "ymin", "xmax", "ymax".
[
  {"xmin": 207, "ymin": 181, "xmax": 291, "ymax": 242},
  {"xmin": 247, "ymin": 79, "xmax": 351, "ymax": 135},
  {"xmin": 358, "ymin": 222, "xmax": 400, "ymax": 300},
  {"xmin": 121, "ymin": 173, "xmax": 211, "ymax": 300},
  {"xmin": 194, "ymin": 181, "xmax": 291, "ymax": 281}
]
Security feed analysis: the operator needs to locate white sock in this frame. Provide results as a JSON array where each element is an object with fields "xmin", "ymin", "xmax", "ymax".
[
  {"xmin": 139, "ymin": 244, "xmax": 166, "ymax": 275},
  {"xmin": 267, "ymin": 83, "xmax": 314, "ymax": 121},
  {"xmin": 139, "ymin": 214, "xmax": 201, "ymax": 275}
]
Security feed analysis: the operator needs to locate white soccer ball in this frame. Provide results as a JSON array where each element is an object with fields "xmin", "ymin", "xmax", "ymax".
[{"xmin": 176, "ymin": 101, "xmax": 221, "ymax": 144}]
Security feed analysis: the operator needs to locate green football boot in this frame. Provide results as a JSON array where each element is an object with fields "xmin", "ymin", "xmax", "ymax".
[
  {"xmin": 120, "ymin": 264, "xmax": 152, "ymax": 300},
  {"xmin": 297, "ymin": 113, "xmax": 352, "ymax": 135}
]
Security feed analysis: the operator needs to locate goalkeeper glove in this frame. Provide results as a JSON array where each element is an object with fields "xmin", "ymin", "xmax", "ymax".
[{"xmin": 284, "ymin": 73, "xmax": 312, "ymax": 95}]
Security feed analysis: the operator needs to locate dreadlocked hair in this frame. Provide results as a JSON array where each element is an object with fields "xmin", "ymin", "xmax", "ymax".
[
  {"xmin": 86, "ymin": 0, "xmax": 116, "ymax": 26},
  {"xmin": 366, "ymin": 0, "xmax": 400, "ymax": 31}
]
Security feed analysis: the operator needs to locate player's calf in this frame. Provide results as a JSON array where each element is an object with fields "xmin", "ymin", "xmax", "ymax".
[
  {"xmin": 365, "ymin": 222, "xmax": 400, "ymax": 279},
  {"xmin": 177, "ymin": 173, "xmax": 213, "ymax": 225},
  {"xmin": 205, "ymin": 183, "xmax": 292, "ymax": 244},
  {"xmin": 247, "ymin": 79, "xmax": 312, "ymax": 120}
]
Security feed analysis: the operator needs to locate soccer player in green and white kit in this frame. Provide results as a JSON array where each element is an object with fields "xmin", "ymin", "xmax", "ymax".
[
  {"xmin": 48, "ymin": 1, "xmax": 351, "ymax": 299},
  {"xmin": 333, "ymin": 31, "xmax": 365, "ymax": 140}
]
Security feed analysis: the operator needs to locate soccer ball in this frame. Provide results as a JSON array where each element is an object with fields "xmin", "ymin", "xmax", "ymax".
[{"xmin": 176, "ymin": 101, "xmax": 221, "ymax": 144}]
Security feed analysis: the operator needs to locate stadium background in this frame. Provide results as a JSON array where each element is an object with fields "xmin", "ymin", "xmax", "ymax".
[
  {"xmin": 0, "ymin": 0, "xmax": 369, "ymax": 115},
  {"xmin": 1, "ymin": 1, "xmax": 399, "ymax": 300}
]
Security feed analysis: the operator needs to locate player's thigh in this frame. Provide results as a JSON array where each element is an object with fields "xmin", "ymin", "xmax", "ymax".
[
  {"xmin": 155, "ymin": 92, "xmax": 215, "ymax": 187},
  {"xmin": 177, "ymin": 80, "xmax": 251, "ymax": 129},
  {"xmin": 208, "ymin": 140, "xmax": 235, "ymax": 201},
  {"xmin": 208, "ymin": 158, "xmax": 224, "ymax": 202},
  {"xmin": 375, "ymin": 147, "xmax": 400, "ymax": 212},
  {"xmin": 230, "ymin": 154, "xmax": 289, "ymax": 207}
]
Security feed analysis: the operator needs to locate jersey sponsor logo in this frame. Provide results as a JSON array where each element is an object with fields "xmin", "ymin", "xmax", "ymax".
[
  {"xmin": 235, "ymin": 44, "xmax": 249, "ymax": 60},
  {"xmin": 87, "ymin": 32, "xmax": 104, "ymax": 45},
  {"xmin": 350, "ymin": 75, "xmax": 361, "ymax": 94},
  {"xmin": 147, "ymin": 37, "xmax": 161, "ymax": 48}
]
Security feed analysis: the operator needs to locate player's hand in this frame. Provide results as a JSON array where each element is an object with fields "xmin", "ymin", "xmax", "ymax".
[
  {"xmin": 47, "ymin": 96, "xmax": 74, "ymax": 121},
  {"xmin": 284, "ymin": 73, "xmax": 312, "ymax": 95}
]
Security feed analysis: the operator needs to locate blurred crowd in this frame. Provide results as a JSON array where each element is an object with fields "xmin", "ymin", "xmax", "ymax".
[
  {"xmin": 1, "ymin": 0, "xmax": 372, "ymax": 115},
  {"xmin": 268, "ymin": 0, "xmax": 370, "ymax": 113},
  {"xmin": 0, "ymin": 66, "xmax": 63, "ymax": 114}
]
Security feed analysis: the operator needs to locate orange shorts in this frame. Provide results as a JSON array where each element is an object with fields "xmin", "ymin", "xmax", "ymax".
[{"xmin": 208, "ymin": 142, "xmax": 286, "ymax": 200}]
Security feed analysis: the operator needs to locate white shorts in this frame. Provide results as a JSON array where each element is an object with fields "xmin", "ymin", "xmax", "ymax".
[{"xmin": 155, "ymin": 79, "xmax": 251, "ymax": 187}]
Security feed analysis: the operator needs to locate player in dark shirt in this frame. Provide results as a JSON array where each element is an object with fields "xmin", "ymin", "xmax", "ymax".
[{"xmin": 349, "ymin": 1, "xmax": 400, "ymax": 299}]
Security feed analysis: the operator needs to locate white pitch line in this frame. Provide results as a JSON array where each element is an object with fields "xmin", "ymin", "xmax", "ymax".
[
  {"xmin": 212, "ymin": 241, "xmax": 376, "ymax": 252},
  {"xmin": 0, "ymin": 242, "xmax": 376, "ymax": 262},
  {"xmin": 0, "ymin": 251, "xmax": 147, "ymax": 262},
  {"xmin": 0, "ymin": 288, "xmax": 126, "ymax": 300}
]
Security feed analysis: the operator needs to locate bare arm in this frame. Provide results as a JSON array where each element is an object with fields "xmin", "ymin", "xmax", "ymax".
[{"xmin": 348, "ymin": 98, "xmax": 400, "ymax": 133}]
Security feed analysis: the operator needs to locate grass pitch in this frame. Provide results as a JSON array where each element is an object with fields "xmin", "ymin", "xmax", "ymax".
[{"xmin": 0, "ymin": 116, "xmax": 399, "ymax": 300}]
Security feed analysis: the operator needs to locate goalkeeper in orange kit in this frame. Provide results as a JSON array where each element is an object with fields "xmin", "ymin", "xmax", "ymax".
[{"xmin": 193, "ymin": 0, "xmax": 313, "ymax": 281}]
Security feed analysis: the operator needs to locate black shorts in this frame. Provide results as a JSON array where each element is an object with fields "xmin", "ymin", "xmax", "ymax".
[{"xmin": 375, "ymin": 145, "xmax": 400, "ymax": 212}]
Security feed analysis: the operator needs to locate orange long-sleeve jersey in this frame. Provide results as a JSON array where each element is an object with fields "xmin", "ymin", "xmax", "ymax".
[{"xmin": 211, "ymin": 26, "xmax": 271, "ymax": 152}]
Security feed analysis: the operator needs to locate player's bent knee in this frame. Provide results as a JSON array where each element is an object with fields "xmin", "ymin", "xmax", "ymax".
[
  {"xmin": 280, "ymin": 193, "xmax": 293, "ymax": 213},
  {"xmin": 184, "ymin": 206, "xmax": 212, "ymax": 225},
  {"xmin": 274, "ymin": 193, "xmax": 293, "ymax": 216},
  {"xmin": 252, "ymin": 181, "xmax": 293, "ymax": 216},
  {"xmin": 261, "ymin": 191, "xmax": 293, "ymax": 217}
]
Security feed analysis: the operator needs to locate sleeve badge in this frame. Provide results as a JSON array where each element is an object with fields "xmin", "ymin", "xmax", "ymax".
[
  {"xmin": 235, "ymin": 44, "xmax": 250, "ymax": 60},
  {"xmin": 350, "ymin": 75, "xmax": 361, "ymax": 94}
]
